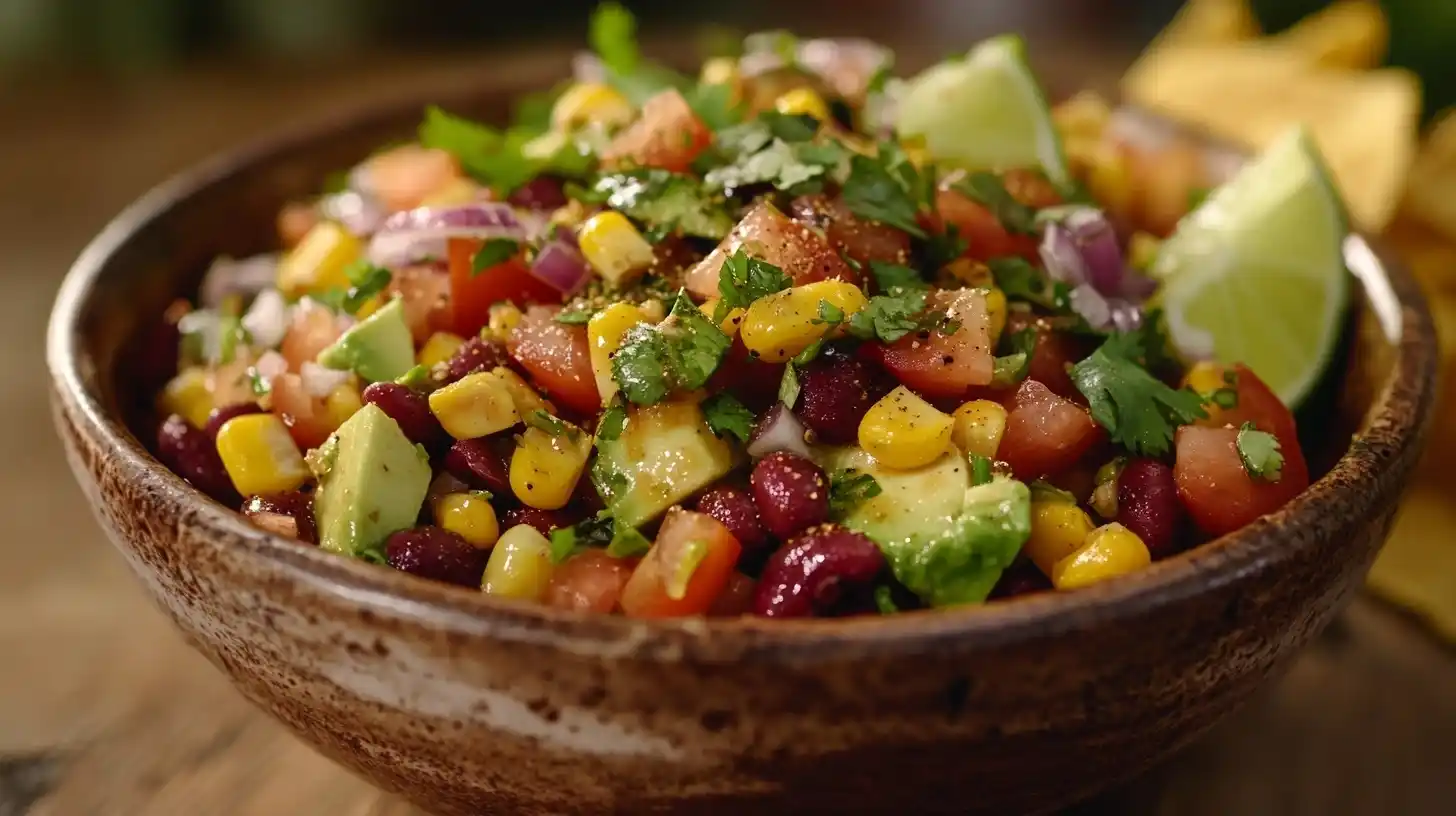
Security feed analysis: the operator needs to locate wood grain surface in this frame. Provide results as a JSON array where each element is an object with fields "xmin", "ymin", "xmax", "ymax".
[{"xmin": 3, "ymin": 48, "xmax": 1453, "ymax": 815}]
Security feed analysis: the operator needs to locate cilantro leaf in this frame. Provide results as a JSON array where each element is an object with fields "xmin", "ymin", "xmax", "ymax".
[
  {"xmin": 589, "ymin": 2, "xmax": 691, "ymax": 106},
  {"xmin": 715, "ymin": 249, "xmax": 792, "ymax": 320},
  {"xmin": 868, "ymin": 260, "xmax": 928, "ymax": 292},
  {"xmin": 665, "ymin": 291, "xmax": 731, "ymax": 388},
  {"xmin": 605, "ymin": 524, "xmax": 653, "ymax": 558},
  {"xmin": 592, "ymin": 170, "xmax": 734, "ymax": 240},
  {"xmin": 701, "ymin": 393, "xmax": 756, "ymax": 442},
  {"xmin": 987, "ymin": 256, "xmax": 1076, "ymax": 316},
  {"xmin": 704, "ymin": 138, "xmax": 836, "ymax": 193},
  {"xmin": 1236, "ymin": 422, "xmax": 1284, "ymax": 482},
  {"xmin": 526, "ymin": 410, "xmax": 576, "ymax": 439},
  {"xmin": 990, "ymin": 326, "xmax": 1037, "ymax": 388},
  {"xmin": 596, "ymin": 402, "xmax": 628, "ymax": 442},
  {"xmin": 846, "ymin": 287, "xmax": 930, "ymax": 344},
  {"xmin": 829, "ymin": 470, "xmax": 882, "ymax": 518},
  {"xmin": 684, "ymin": 81, "xmax": 745, "ymax": 131},
  {"xmin": 549, "ymin": 513, "xmax": 617, "ymax": 563},
  {"xmin": 610, "ymin": 291, "xmax": 731, "ymax": 405},
  {"xmin": 471, "ymin": 238, "xmax": 520, "ymax": 275},
  {"xmin": 317, "ymin": 259, "xmax": 393, "ymax": 315},
  {"xmin": 1070, "ymin": 331, "xmax": 1208, "ymax": 457},
  {"xmin": 954, "ymin": 172, "xmax": 1038, "ymax": 235},
  {"xmin": 554, "ymin": 306, "xmax": 594, "ymax": 325},
  {"xmin": 548, "ymin": 526, "xmax": 583, "ymax": 564},
  {"xmin": 419, "ymin": 106, "xmax": 578, "ymax": 194},
  {"xmin": 841, "ymin": 149, "xmax": 929, "ymax": 237},
  {"xmin": 610, "ymin": 327, "xmax": 674, "ymax": 405}
]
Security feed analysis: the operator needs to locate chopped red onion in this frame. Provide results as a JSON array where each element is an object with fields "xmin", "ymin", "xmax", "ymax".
[
  {"xmin": 796, "ymin": 38, "xmax": 893, "ymax": 101},
  {"xmin": 1068, "ymin": 284, "xmax": 1111, "ymax": 330},
  {"xmin": 530, "ymin": 238, "xmax": 592, "ymax": 295},
  {"xmin": 319, "ymin": 190, "xmax": 387, "ymax": 236},
  {"xmin": 241, "ymin": 289, "xmax": 290, "ymax": 350},
  {"xmin": 300, "ymin": 361, "xmax": 350, "ymax": 399},
  {"xmin": 746, "ymin": 403, "xmax": 814, "ymax": 460},
  {"xmin": 1040, "ymin": 207, "xmax": 1159, "ymax": 330},
  {"xmin": 200, "ymin": 254, "xmax": 279, "ymax": 308},
  {"xmin": 367, "ymin": 203, "xmax": 528, "ymax": 267}
]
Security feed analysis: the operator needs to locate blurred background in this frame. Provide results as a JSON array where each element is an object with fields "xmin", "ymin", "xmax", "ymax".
[{"xmin": 3, "ymin": 1, "xmax": 1454, "ymax": 813}]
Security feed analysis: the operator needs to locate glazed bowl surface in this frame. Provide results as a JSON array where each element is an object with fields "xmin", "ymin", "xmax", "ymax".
[{"xmin": 47, "ymin": 57, "xmax": 1437, "ymax": 816}]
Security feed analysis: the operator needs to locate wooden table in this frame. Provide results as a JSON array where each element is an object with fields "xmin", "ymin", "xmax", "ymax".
[{"xmin": 3, "ymin": 51, "xmax": 1453, "ymax": 815}]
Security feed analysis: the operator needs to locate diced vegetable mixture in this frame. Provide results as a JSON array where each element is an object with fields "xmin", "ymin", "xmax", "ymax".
[{"xmin": 148, "ymin": 5, "xmax": 1314, "ymax": 619}]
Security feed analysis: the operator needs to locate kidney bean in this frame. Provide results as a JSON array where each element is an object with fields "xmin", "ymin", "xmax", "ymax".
[
  {"xmin": 989, "ymin": 561, "xmax": 1052, "ymax": 600},
  {"xmin": 204, "ymin": 402, "xmax": 265, "ymax": 439},
  {"xmin": 752, "ymin": 525, "xmax": 886, "ymax": 617},
  {"xmin": 443, "ymin": 337, "xmax": 511, "ymax": 384},
  {"xmin": 363, "ymin": 382, "xmax": 444, "ymax": 447},
  {"xmin": 750, "ymin": 451, "xmax": 830, "ymax": 540},
  {"xmin": 157, "ymin": 413, "xmax": 239, "ymax": 505},
  {"xmin": 707, "ymin": 572, "xmax": 758, "ymax": 617},
  {"xmin": 795, "ymin": 346, "xmax": 893, "ymax": 444},
  {"xmin": 502, "ymin": 506, "xmax": 577, "ymax": 537},
  {"xmin": 243, "ymin": 491, "xmax": 317, "ymax": 544},
  {"xmin": 695, "ymin": 485, "xmax": 769, "ymax": 552},
  {"xmin": 385, "ymin": 526, "xmax": 489, "ymax": 587},
  {"xmin": 444, "ymin": 437, "xmax": 514, "ymax": 495},
  {"xmin": 507, "ymin": 176, "xmax": 568, "ymax": 211},
  {"xmin": 1117, "ymin": 458, "xmax": 1183, "ymax": 560}
]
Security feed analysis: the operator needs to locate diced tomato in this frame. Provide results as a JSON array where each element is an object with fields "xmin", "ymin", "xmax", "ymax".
[
  {"xmin": 998, "ymin": 379, "xmax": 1102, "ymax": 479},
  {"xmin": 707, "ymin": 337, "xmax": 785, "ymax": 412},
  {"xmin": 1194, "ymin": 365, "xmax": 1304, "ymax": 457},
  {"xmin": 280, "ymin": 302, "xmax": 347, "ymax": 372},
  {"xmin": 448, "ymin": 238, "xmax": 561, "ymax": 337},
  {"xmin": 1004, "ymin": 312, "xmax": 1095, "ymax": 400},
  {"xmin": 872, "ymin": 288, "xmax": 993, "ymax": 399},
  {"xmin": 685, "ymin": 201, "xmax": 857, "ymax": 300},
  {"xmin": 270, "ymin": 372, "xmax": 335, "ymax": 450},
  {"xmin": 789, "ymin": 194, "xmax": 912, "ymax": 270},
  {"xmin": 1174, "ymin": 425, "xmax": 1309, "ymax": 537},
  {"xmin": 544, "ymin": 550, "xmax": 635, "ymax": 613},
  {"xmin": 620, "ymin": 509, "xmax": 742, "ymax": 618},
  {"xmin": 1000, "ymin": 168, "xmax": 1065, "ymax": 209},
  {"xmin": 362, "ymin": 144, "xmax": 462, "ymax": 213},
  {"xmin": 389, "ymin": 264, "xmax": 454, "ymax": 344},
  {"xmin": 506, "ymin": 305, "xmax": 601, "ymax": 415},
  {"xmin": 602, "ymin": 89, "xmax": 711, "ymax": 173},
  {"xmin": 929, "ymin": 187, "xmax": 1040, "ymax": 263},
  {"xmin": 707, "ymin": 572, "xmax": 758, "ymax": 617}
]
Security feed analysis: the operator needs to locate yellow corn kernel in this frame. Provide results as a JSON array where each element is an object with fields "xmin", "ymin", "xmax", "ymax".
[
  {"xmin": 428, "ymin": 371, "xmax": 519, "ymax": 440},
  {"xmin": 700, "ymin": 57, "xmax": 739, "ymax": 87},
  {"xmin": 421, "ymin": 176, "xmax": 482, "ymax": 207},
  {"xmin": 214, "ymin": 413, "xmax": 309, "ymax": 497},
  {"xmin": 775, "ymin": 87, "xmax": 831, "ymax": 122},
  {"xmin": 418, "ymin": 332, "xmax": 466, "ymax": 369},
  {"xmin": 552, "ymin": 82, "xmax": 635, "ymax": 131},
  {"xmin": 352, "ymin": 295, "xmax": 383, "ymax": 321},
  {"xmin": 549, "ymin": 199, "xmax": 590, "ymax": 233},
  {"xmin": 1051, "ymin": 522, "xmax": 1151, "ymax": 590},
  {"xmin": 160, "ymin": 367, "xmax": 215, "ymax": 429},
  {"xmin": 588, "ymin": 302, "xmax": 652, "ymax": 405},
  {"xmin": 510, "ymin": 422, "xmax": 592, "ymax": 510},
  {"xmin": 1182, "ymin": 360, "xmax": 1232, "ymax": 424},
  {"xmin": 483, "ymin": 302, "xmax": 523, "ymax": 343},
  {"xmin": 1025, "ymin": 502, "xmax": 1097, "ymax": 577},
  {"xmin": 984, "ymin": 287, "xmax": 1008, "ymax": 345},
  {"xmin": 491, "ymin": 367, "xmax": 555, "ymax": 416},
  {"xmin": 579, "ymin": 211, "xmax": 656, "ymax": 287},
  {"xmin": 1052, "ymin": 90, "xmax": 1113, "ymax": 144},
  {"xmin": 739, "ymin": 280, "xmax": 869, "ymax": 363},
  {"xmin": 638, "ymin": 298, "xmax": 666, "ymax": 323},
  {"xmin": 1085, "ymin": 142, "xmax": 1135, "ymax": 225},
  {"xmin": 276, "ymin": 221, "xmax": 362, "ymax": 299},
  {"xmin": 1128, "ymin": 231, "xmax": 1162, "ymax": 272},
  {"xmin": 482, "ymin": 524, "xmax": 555, "ymax": 599},
  {"xmin": 902, "ymin": 140, "xmax": 932, "ymax": 168},
  {"xmin": 943, "ymin": 258, "xmax": 993, "ymax": 288},
  {"xmin": 859, "ymin": 386, "xmax": 954, "ymax": 470},
  {"xmin": 434, "ymin": 491, "xmax": 501, "ymax": 549},
  {"xmin": 950, "ymin": 399, "xmax": 1008, "ymax": 459},
  {"xmin": 324, "ymin": 381, "xmax": 364, "ymax": 430}
]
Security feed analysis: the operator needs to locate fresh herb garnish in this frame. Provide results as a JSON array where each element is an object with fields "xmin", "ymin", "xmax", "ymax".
[
  {"xmin": 1070, "ymin": 330, "xmax": 1208, "ymax": 457},
  {"xmin": 701, "ymin": 393, "xmax": 756, "ymax": 442},
  {"xmin": 1236, "ymin": 422, "xmax": 1284, "ymax": 482},
  {"xmin": 589, "ymin": 2, "xmax": 692, "ymax": 106},
  {"xmin": 868, "ymin": 260, "xmax": 929, "ymax": 291},
  {"xmin": 549, "ymin": 512, "xmax": 617, "ymax": 563},
  {"xmin": 419, "ymin": 106, "xmax": 591, "ymax": 193},
  {"xmin": 683, "ymin": 81, "xmax": 745, "ymax": 131},
  {"xmin": 704, "ymin": 137, "xmax": 840, "ymax": 194},
  {"xmin": 317, "ymin": 259, "xmax": 394, "ymax": 315},
  {"xmin": 778, "ymin": 363, "xmax": 802, "ymax": 408},
  {"xmin": 526, "ymin": 409, "xmax": 579, "ymax": 440},
  {"xmin": 217, "ymin": 313, "xmax": 246, "ymax": 365},
  {"xmin": 610, "ymin": 291, "xmax": 731, "ymax": 405},
  {"xmin": 591, "ymin": 170, "xmax": 735, "ymax": 239},
  {"xmin": 990, "ymin": 326, "xmax": 1037, "ymax": 388},
  {"xmin": 606, "ymin": 524, "xmax": 654, "ymax": 558},
  {"xmin": 954, "ymin": 171, "xmax": 1039, "ymax": 235},
  {"xmin": 987, "ymin": 256, "xmax": 1073, "ymax": 314},
  {"xmin": 554, "ymin": 306, "xmax": 594, "ymax": 325},
  {"xmin": 395, "ymin": 364, "xmax": 437, "ymax": 392},
  {"xmin": 714, "ymin": 249, "xmax": 793, "ymax": 321},
  {"xmin": 874, "ymin": 584, "xmax": 901, "ymax": 614},
  {"xmin": 247, "ymin": 368, "xmax": 270, "ymax": 397},
  {"xmin": 829, "ymin": 470, "xmax": 883, "ymax": 517},
  {"xmin": 471, "ymin": 238, "xmax": 521, "ymax": 275},
  {"xmin": 969, "ymin": 453, "xmax": 994, "ymax": 486},
  {"xmin": 596, "ymin": 402, "xmax": 628, "ymax": 442},
  {"xmin": 841, "ymin": 145, "xmax": 930, "ymax": 237},
  {"xmin": 845, "ymin": 287, "xmax": 933, "ymax": 344}
]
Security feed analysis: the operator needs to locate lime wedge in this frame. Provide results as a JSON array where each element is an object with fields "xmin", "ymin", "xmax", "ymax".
[
  {"xmin": 896, "ymin": 34, "xmax": 1070, "ymax": 189},
  {"xmin": 1152, "ymin": 126, "xmax": 1350, "ymax": 407}
]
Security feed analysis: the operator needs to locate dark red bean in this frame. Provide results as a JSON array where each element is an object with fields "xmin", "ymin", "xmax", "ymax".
[
  {"xmin": 444, "ymin": 437, "xmax": 514, "ymax": 495},
  {"xmin": 795, "ymin": 346, "xmax": 893, "ymax": 444},
  {"xmin": 243, "ymin": 491, "xmax": 317, "ymax": 544},
  {"xmin": 363, "ymin": 382, "xmax": 445, "ymax": 446},
  {"xmin": 989, "ymin": 561, "xmax": 1052, "ymax": 600},
  {"xmin": 695, "ymin": 485, "xmax": 769, "ymax": 552},
  {"xmin": 502, "ymin": 506, "xmax": 578, "ymax": 537},
  {"xmin": 133, "ymin": 308, "xmax": 182, "ymax": 392},
  {"xmin": 507, "ymin": 176, "xmax": 568, "ymax": 211},
  {"xmin": 156, "ymin": 413, "xmax": 239, "ymax": 505},
  {"xmin": 752, "ymin": 525, "xmax": 885, "ymax": 617},
  {"xmin": 385, "ymin": 526, "xmax": 489, "ymax": 587},
  {"xmin": 749, "ymin": 451, "xmax": 829, "ymax": 540},
  {"xmin": 204, "ymin": 402, "xmax": 265, "ymax": 439},
  {"xmin": 443, "ymin": 337, "xmax": 511, "ymax": 384},
  {"xmin": 1117, "ymin": 458, "xmax": 1183, "ymax": 559}
]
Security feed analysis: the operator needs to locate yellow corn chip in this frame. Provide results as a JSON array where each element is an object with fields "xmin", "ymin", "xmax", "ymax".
[
  {"xmin": 1367, "ymin": 486, "xmax": 1456, "ymax": 645},
  {"xmin": 1268, "ymin": 0, "xmax": 1388, "ymax": 71}
]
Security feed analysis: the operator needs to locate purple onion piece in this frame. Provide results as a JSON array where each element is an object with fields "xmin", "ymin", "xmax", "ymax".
[
  {"xmin": 319, "ymin": 189, "xmax": 387, "ymax": 236},
  {"xmin": 746, "ymin": 403, "xmax": 814, "ymax": 460},
  {"xmin": 1069, "ymin": 283, "xmax": 1112, "ymax": 330},
  {"xmin": 1063, "ymin": 208, "xmax": 1124, "ymax": 294},
  {"xmin": 200, "ymin": 254, "xmax": 280, "ymax": 308},
  {"xmin": 367, "ymin": 203, "xmax": 528, "ymax": 267},
  {"xmin": 530, "ymin": 239, "xmax": 592, "ymax": 295},
  {"xmin": 1039, "ymin": 221, "xmax": 1088, "ymax": 287}
]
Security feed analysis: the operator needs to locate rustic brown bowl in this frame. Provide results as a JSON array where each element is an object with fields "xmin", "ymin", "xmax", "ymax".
[{"xmin": 47, "ymin": 58, "xmax": 1438, "ymax": 815}]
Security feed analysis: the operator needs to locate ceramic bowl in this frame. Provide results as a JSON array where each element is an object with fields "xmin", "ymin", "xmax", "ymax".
[{"xmin": 47, "ymin": 60, "xmax": 1437, "ymax": 815}]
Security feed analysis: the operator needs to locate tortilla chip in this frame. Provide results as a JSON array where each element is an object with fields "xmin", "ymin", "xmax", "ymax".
[
  {"xmin": 1401, "ymin": 109, "xmax": 1456, "ymax": 245},
  {"xmin": 1268, "ymin": 0, "xmax": 1388, "ymax": 71},
  {"xmin": 1367, "ymin": 485, "xmax": 1456, "ymax": 645},
  {"xmin": 1149, "ymin": 0, "xmax": 1262, "ymax": 50},
  {"xmin": 1122, "ymin": 44, "xmax": 1420, "ymax": 232}
]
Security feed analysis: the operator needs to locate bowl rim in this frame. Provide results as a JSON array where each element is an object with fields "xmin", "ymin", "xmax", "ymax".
[{"xmin": 46, "ymin": 70, "xmax": 1440, "ymax": 664}]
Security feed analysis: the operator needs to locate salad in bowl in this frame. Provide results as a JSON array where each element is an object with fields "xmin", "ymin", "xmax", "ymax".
[{"xmin": 148, "ymin": 4, "xmax": 1349, "ymax": 620}]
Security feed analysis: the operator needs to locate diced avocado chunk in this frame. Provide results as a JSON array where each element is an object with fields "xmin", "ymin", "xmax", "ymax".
[
  {"xmin": 592, "ymin": 400, "xmax": 740, "ymax": 527},
  {"xmin": 312, "ymin": 402, "xmax": 432, "ymax": 561},
  {"xmin": 317, "ymin": 297, "xmax": 415, "ymax": 383},
  {"xmin": 822, "ymin": 447, "xmax": 1031, "ymax": 607}
]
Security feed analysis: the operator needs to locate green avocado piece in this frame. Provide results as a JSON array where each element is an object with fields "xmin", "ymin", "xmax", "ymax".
[
  {"xmin": 592, "ymin": 400, "xmax": 740, "ymax": 528},
  {"xmin": 823, "ymin": 447, "xmax": 1031, "ymax": 607},
  {"xmin": 316, "ymin": 297, "xmax": 415, "ymax": 383},
  {"xmin": 311, "ymin": 402, "xmax": 432, "ymax": 561}
]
